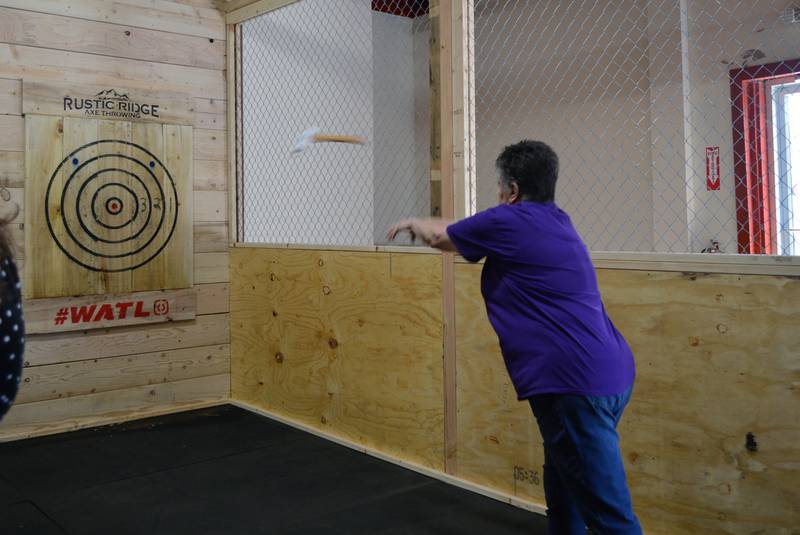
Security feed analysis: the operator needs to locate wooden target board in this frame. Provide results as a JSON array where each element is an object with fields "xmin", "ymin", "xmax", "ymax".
[{"xmin": 23, "ymin": 84, "xmax": 194, "ymax": 299}]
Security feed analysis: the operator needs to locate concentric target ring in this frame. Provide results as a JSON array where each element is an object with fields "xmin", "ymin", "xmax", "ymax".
[
  {"xmin": 44, "ymin": 140, "xmax": 180, "ymax": 273},
  {"xmin": 92, "ymin": 183, "xmax": 140, "ymax": 230},
  {"xmin": 72, "ymin": 167, "xmax": 155, "ymax": 247}
]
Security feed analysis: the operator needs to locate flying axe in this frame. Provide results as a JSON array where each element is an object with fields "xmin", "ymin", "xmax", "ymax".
[{"xmin": 292, "ymin": 127, "xmax": 366, "ymax": 154}]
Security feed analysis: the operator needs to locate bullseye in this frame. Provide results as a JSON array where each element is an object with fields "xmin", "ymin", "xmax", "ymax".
[{"xmin": 106, "ymin": 197, "xmax": 123, "ymax": 215}]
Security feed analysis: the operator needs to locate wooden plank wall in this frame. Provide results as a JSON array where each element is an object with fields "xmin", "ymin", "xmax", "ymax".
[
  {"xmin": 230, "ymin": 247, "xmax": 445, "ymax": 470},
  {"xmin": 455, "ymin": 262, "xmax": 800, "ymax": 534},
  {"xmin": 0, "ymin": 0, "xmax": 231, "ymax": 440}
]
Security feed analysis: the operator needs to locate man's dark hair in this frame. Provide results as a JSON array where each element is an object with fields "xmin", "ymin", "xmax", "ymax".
[{"xmin": 495, "ymin": 140, "xmax": 559, "ymax": 202}]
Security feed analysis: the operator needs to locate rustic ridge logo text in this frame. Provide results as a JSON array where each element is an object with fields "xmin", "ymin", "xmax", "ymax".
[{"xmin": 63, "ymin": 89, "xmax": 161, "ymax": 120}]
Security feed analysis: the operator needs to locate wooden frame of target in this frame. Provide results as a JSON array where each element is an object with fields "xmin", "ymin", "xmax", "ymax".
[{"xmin": 23, "ymin": 82, "xmax": 194, "ymax": 299}]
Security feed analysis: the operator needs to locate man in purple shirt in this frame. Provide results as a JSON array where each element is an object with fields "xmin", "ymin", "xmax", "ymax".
[{"xmin": 388, "ymin": 140, "xmax": 642, "ymax": 534}]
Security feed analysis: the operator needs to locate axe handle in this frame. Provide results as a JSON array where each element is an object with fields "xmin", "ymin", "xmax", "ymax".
[{"xmin": 313, "ymin": 134, "xmax": 366, "ymax": 145}]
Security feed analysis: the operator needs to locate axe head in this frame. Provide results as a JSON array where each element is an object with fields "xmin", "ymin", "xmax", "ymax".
[{"xmin": 292, "ymin": 127, "xmax": 321, "ymax": 154}]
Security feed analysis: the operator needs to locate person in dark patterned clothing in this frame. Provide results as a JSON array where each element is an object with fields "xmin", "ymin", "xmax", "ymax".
[{"xmin": 0, "ymin": 209, "xmax": 24, "ymax": 422}]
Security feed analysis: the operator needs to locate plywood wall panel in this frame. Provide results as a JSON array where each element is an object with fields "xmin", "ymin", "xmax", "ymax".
[
  {"xmin": 601, "ymin": 269, "xmax": 800, "ymax": 534},
  {"xmin": 454, "ymin": 264, "xmax": 800, "ymax": 534},
  {"xmin": 230, "ymin": 247, "xmax": 445, "ymax": 471},
  {"xmin": 454, "ymin": 263, "xmax": 545, "ymax": 505}
]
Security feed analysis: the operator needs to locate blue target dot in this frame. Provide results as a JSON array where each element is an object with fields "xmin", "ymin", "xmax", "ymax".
[
  {"xmin": 149, "ymin": 161, "xmax": 155, "ymax": 168},
  {"xmin": 72, "ymin": 158, "xmax": 79, "ymax": 166}
]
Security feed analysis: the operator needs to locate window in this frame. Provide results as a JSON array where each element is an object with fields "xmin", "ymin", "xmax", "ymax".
[
  {"xmin": 730, "ymin": 59, "xmax": 800, "ymax": 254},
  {"xmin": 773, "ymin": 80, "xmax": 800, "ymax": 255}
]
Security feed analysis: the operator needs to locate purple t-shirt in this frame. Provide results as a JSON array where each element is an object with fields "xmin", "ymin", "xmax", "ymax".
[{"xmin": 447, "ymin": 201, "xmax": 634, "ymax": 399}]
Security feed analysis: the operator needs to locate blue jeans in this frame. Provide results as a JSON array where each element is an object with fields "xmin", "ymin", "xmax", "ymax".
[{"xmin": 528, "ymin": 387, "xmax": 642, "ymax": 535}]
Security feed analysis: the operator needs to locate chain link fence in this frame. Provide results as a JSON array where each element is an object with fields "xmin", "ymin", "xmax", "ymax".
[
  {"xmin": 473, "ymin": 0, "xmax": 800, "ymax": 255},
  {"xmin": 238, "ymin": 0, "xmax": 800, "ymax": 255},
  {"xmin": 239, "ymin": 0, "xmax": 433, "ymax": 247}
]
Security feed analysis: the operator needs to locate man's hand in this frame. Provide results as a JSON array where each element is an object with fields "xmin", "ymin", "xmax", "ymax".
[
  {"xmin": 386, "ymin": 219, "xmax": 420, "ymax": 242},
  {"xmin": 386, "ymin": 218, "xmax": 457, "ymax": 252}
]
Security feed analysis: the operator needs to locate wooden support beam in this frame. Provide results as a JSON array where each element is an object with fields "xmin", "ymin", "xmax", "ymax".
[
  {"xmin": 429, "ymin": 0, "xmax": 443, "ymax": 218},
  {"xmin": 225, "ymin": 0, "xmax": 300, "ymax": 24},
  {"xmin": 235, "ymin": 26, "xmax": 244, "ymax": 242},
  {"xmin": 452, "ymin": 0, "xmax": 475, "ymax": 220},
  {"xmin": 227, "ymin": 23, "xmax": 238, "ymax": 243},
  {"xmin": 438, "ymin": 0, "xmax": 458, "ymax": 475}
]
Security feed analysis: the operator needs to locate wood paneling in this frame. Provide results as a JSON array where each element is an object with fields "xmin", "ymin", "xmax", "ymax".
[
  {"xmin": 0, "ymin": 187, "xmax": 22, "ymax": 223},
  {"xmin": 0, "ymin": 374, "xmax": 228, "ymax": 441},
  {"xmin": 196, "ymin": 282, "xmax": 229, "ymax": 314},
  {"xmin": 0, "ymin": 151, "xmax": 23, "ymax": 187},
  {"xmin": 24, "ymin": 288, "xmax": 197, "ymax": 334},
  {"xmin": 194, "ymin": 159, "xmax": 227, "ymax": 191},
  {"xmin": 0, "ymin": 0, "xmax": 225, "ymax": 40},
  {"xmin": 214, "ymin": 0, "xmax": 261, "ymax": 13},
  {"xmin": 23, "ymin": 81, "xmax": 195, "ymax": 125},
  {"xmin": 194, "ymin": 112, "xmax": 226, "ymax": 130},
  {"xmin": 23, "ymin": 116, "xmax": 194, "ymax": 298},
  {"xmin": 0, "ymin": 44, "xmax": 225, "ymax": 100},
  {"xmin": 23, "ymin": 115, "xmax": 64, "ymax": 298},
  {"xmin": 163, "ymin": 124, "xmax": 195, "ymax": 289},
  {"xmin": 230, "ymin": 247, "xmax": 445, "ymax": 470},
  {"xmin": 0, "ymin": 78, "xmax": 21, "ymax": 114},
  {"xmin": 1, "ymin": 102, "xmax": 227, "ymax": 186},
  {"xmin": 195, "ymin": 252, "xmax": 229, "ymax": 283},
  {"xmin": 193, "ymin": 98, "xmax": 226, "ymax": 115},
  {"xmin": 0, "ymin": 0, "xmax": 229, "ymax": 440},
  {"xmin": 195, "ymin": 191, "xmax": 227, "ymax": 222},
  {"xmin": 194, "ymin": 128, "xmax": 225, "ymax": 161},
  {"xmin": 25, "ymin": 313, "xmax": 229, "ymax": 367},
  {"xmin": 454, "ymin": 264, "xmax": 800, "ymax": 534},
  {"xmin": 0, "ymin": 7, "xmax": 225, "ymax": 70},
  {"xmin": 0, "ymin": 115, "xmax": 23, "ymax": 151},
  {"xmin": 16, "ymin": 344, "xmax": 229, "ymax": 404},
  {"xmin": 194, "ymin": 222, "xmax": 229, "ymax": 252},
  {"xmin": 224, "ymin": 0, "xmax": 299, "ymax": 24}
]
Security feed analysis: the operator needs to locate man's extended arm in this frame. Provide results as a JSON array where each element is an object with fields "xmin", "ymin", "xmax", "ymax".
[{"xmin": 386, "ymin": 218, "xmax": 457, "ymax": 252}]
